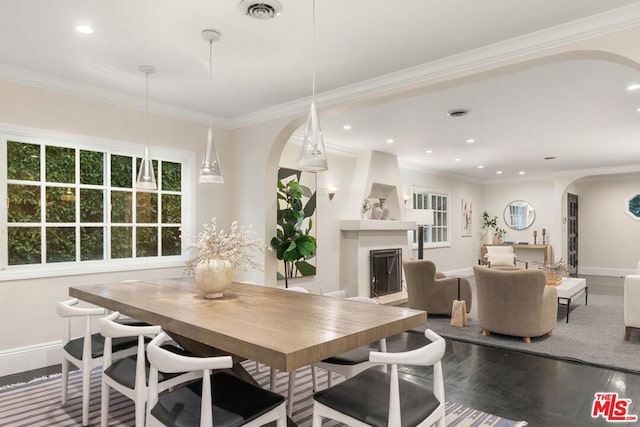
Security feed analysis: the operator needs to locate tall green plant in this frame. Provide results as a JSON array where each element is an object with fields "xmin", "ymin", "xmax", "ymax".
[{"xmin": 270, "ymin": 177, "xmax": 317, "ymax": 288}]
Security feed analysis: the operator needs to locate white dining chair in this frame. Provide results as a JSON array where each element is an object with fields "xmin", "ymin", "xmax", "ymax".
[
  {"xmin": 98, "ymin": 312, "xmax": 198, "ymax": 427},
  {"xmin": 146, "ymin": 331, "xmax": 287, "ymax": 427},
  {"xmin": 311, "ymin": 329, "xmax": 447, "ymax": 427},
  {"xmin": 312, "ymin": 296, "xmax": 387, "ymax": 391},
  {"xmin": 56, "ymin": 299, "xmax": 138, "ymax": 427}
]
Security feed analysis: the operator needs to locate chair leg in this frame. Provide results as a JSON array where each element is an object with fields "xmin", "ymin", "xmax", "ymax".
[
  {"xmin": 311, "ymin": 366, "xmax": 318, "ymax": 391},
  {"xmin": 481, "ymin": 329, "xmax": 490, "ymax": 337},
  {"xmin": 287, "ymin": 370, "xmax": 296, "ymax": 417},
  {"xmin": 625, "ymin": 326, "xmax": 632, "ymax": 341},
  {"xmin": 327, "ymin": 370, "xmax": 334, "ymax": 387},
  {"xmin": 311, "ymin": 403, "xmax": 323, "ymax": 427},
  {"xmin": 523, "ymin": 337, "xmax": 531, "ymax": 344},
  {"xmin": 270, "ymin": 367, "xmax": 277, "ymax": 392},
  {"xmin": 61, "ymin": 358, "xmax": 69, "ymax": 405},
  {"xmin": 82, "ymin": 367, "xmax": 91, "ymax": 426},
  {"xmin": 100, "ymin": 381, "xmax": 110, "ymax": 427},
  {"xmin": 135, "ymin": 396, "xmax": 146, "ymax": 427}
]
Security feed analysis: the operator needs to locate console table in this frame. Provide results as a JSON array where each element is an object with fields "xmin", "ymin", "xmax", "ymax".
[{"xmin": 482, "ymin": 244, "xmax": 552, "ymax": 263}]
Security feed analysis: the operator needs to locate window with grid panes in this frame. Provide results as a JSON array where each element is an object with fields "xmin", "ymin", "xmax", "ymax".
[
  {"xmin": 2, "ymin": 136, "xmax": 187, "ymax": 273},
  {"xmin": 410, "ymin": 189, "xmax": 449, "ymax": 246}
]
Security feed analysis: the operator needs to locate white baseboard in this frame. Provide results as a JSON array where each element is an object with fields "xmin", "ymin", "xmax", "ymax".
[
  {"xmin": 578, "ymin": 267, "xmax": 637, "ymax": 278},
  {"xmin": 0, "ymin": 341, "xmax": 62, "ymax": 377}
]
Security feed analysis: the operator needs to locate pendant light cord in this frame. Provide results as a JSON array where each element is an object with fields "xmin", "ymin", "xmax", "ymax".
[
  {"xmin": 311, "ymin": 0, "xmax": 316, "ymax": 103},
  {"xmin": 145, "ymin": 71, "xmax": 150, "ymax": 145},
  {"xmin": 208, "ymin": 39, "xmax": 214, "ymax": 130}
]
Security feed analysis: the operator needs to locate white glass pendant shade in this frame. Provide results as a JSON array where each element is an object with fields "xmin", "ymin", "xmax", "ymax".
[
  {"xmin": 298, "ymin": 101, "xmax": 328, "ymax": 171},
  {"xmin": 136, "ymin": 145, "xmax": 157, "ymax": 190},
  {"xmin": 199, "ymin": 128, "xmax": 224, "ymax": 183},
  {"xmin": 136, "ymin": 65, "xmax": 157, "ymax": 190}
]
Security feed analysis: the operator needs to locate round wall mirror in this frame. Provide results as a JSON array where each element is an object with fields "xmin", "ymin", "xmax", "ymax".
[{"xmin": 504, "ymin": 200, "xmax": 535, "ymax": 230}]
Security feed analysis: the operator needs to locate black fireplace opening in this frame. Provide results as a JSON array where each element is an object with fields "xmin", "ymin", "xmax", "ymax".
[{"xmin": 370, "ymin": 248, "xmax": 402, "ymax": 297}]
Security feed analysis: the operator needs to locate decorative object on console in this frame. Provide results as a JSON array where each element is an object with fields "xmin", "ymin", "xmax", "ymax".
[
  {"xmin": 136, "ymin": 65, "xmax": 157, "ymax": 191},
  {"xmin": 297, "ymin": 0, "xmax": 328, "ymax": 172},
  {"xmin": 481, "ymin": 211, "xmax": 506, "ymax": 245},
  {"xmin": 271, "ymin": 167, "xmax": 317, "ymax": 287},
  {"xmin": 533, "ymin": 229, "xmax": 537, "ymax": 244},
  {"xmin": 199, "ymin": 29, "xmax": 224, "ymax": 184},
  {"xmin": 542, "ymin": 228, "xmax": 547, "ymax": 244},
  {"xmin": 186, "ymin": 218, "xmax": 264, "ymax": 298}
]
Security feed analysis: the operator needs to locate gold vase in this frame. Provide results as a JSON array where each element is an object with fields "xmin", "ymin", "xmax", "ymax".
[{"xmin": 195, "ymin": 258, "xmax": 234, "ymax": 299}]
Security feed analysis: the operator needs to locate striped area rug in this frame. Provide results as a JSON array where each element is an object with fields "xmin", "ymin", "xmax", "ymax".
[{"xmin": 0, "ymin": 361, "xmax": 526, "ymax": 426}]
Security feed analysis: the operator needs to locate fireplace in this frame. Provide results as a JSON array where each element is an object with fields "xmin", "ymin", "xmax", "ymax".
[{"xmin": 370, "ymin": 248, "xmax": 402, "ymax": 297}]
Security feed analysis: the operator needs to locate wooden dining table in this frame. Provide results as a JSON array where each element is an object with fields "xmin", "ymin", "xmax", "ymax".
[{"xmin": 69, "ymin": 278, "xmax": 427, "ymax": 373}]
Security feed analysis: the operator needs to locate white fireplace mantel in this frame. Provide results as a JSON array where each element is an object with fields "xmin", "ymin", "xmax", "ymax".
[
  {"xmin": 340, "ymin": 219, "xmax": 414, "ymax": 299},
  {"xmin": 340, "ymin": 219, "xmax": 417, "ymax": 231}
]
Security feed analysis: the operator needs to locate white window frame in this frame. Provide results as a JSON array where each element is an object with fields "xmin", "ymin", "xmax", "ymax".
[
  {"xmin": 0, "ymin": 124, "xmax": 196, "ymax": 281},
  {"xmin": 409, "ymin": 187, "xmax": 450, "ymax": 249}
]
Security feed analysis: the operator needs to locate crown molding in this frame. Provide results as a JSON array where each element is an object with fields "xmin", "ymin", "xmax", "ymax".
[
  {"xmin": 0, "ymin": 64, "xmax": 234, "ymax": 129},
  {"xmin": 231, "ymin": 3, "xmax": 640, "ymax": 128},
  {"xmin": 2, "ymin": 3, "xmax": 640, "ymax": 131}
]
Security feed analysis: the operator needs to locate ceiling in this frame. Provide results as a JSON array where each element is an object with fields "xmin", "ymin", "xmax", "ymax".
[{"xmin": 2, "ymin": 0, "xmax": 640, "ymax": 181}]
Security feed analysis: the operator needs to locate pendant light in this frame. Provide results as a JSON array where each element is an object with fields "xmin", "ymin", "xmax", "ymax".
[
  {"xmin": 298, "ymin": 0, "xmax": 328, "ymax": 172},
  {"xmin": 199, "ymin": 29, "xmax": 224, "ymax": 184},
  {"xmin": 136, "ymin": 65, "xmax": 157, "ymax": 190}
]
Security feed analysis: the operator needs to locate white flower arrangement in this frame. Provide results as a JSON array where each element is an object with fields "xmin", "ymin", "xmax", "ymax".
[{"xmin": 185, "ymin": 218, "xmax": 264, "ymax": 275}]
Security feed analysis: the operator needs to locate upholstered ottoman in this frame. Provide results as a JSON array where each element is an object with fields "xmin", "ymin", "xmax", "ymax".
[{"xmin": 624, "ymin": 274, "xmax": 640, "ymax": 341}]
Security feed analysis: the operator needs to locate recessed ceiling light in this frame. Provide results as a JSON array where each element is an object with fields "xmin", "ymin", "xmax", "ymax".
[
  {"xmin": 342, "ymin": 124, "xmax": 352, "ymax": 130},
  {"xmin": 627, "ymin": 83, "xmax": 640, "ymax": 91},
  {"xmin": 519, "ymin": 171, "xmax": 526, "ymax": 175},
  {"xmin": 496, "ymin": 170, "xmax": 503, "ymax": 175},
  {"xmin": 454, "ymin": 158, "xmax": 461, "ymax": 162},
  {"xmin": 466, "ymin": 138, "xmax": 475, "ymax": 144},
  {"xmin": 386, "ymin": 139, "xmax": 394, "ymax": 144},
  {"xmin": 75, "ymin": 25, "xmax": 94, "ymax": 34},
  {"xmin": 425, "ymin": 150, "xmax": 433, "ymax": 154},
  {"xmin": 544, "ymin": 156, "xmax": 556, "ymax": 160},
  {"xmin": 477, "ymin": 165, "xmax": 484, "ymax": 169}
]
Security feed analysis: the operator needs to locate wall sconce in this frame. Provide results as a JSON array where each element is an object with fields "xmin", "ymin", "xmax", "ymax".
[
  {"xmin": 327, "ymin": 186, "xmax": 337, "ymax": 200},
  {"xmin": 403, "ymin": 194, "xmax": 410, "ymax": 205}
]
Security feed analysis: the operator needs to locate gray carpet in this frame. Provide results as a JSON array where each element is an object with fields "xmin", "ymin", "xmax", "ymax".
[{"xmin": 415, "ymin": 289, "xmax": 640, "ymax": 373}]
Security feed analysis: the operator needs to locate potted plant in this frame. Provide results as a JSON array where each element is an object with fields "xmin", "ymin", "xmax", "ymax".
[
  {"xmin": 270, "ymin": 178, "xmax": 317, "ymax": 288},
  {"xmin": 481, "ymin": 211, "xmax": 507, "ymax": 244},
  {"xmin": 186, "ymin": 218, "xmax": 264, "ymax": 298}
]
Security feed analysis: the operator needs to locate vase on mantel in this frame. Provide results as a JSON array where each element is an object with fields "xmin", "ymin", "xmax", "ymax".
[
  {"xmin": 194, "ymin": 258, "xmax": 234, "ymax": 299},
  {"xmin": 379, "ymin": 198, "xmax": 390, "ymax": 220}
]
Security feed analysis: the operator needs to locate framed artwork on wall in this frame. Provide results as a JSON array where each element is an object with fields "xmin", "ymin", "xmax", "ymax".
[
  {"xmin": 271, "ymin": 167, "xmax": 317, "ymax": 286},
  {"xmin": 462, "ymin": 198, "xmax": 472, "ymax": 237}
]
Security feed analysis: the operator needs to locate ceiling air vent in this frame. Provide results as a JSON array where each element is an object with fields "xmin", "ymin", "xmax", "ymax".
[
  {"xmin": 239, "ymin": 0, "xmax": 283, "ymax": 19},
  {"xmin": 447, "ymin": 109, "xmax": 469, "ymax": 118}
]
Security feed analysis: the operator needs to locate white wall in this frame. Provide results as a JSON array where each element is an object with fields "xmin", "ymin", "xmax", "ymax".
[
  {"xmin": 573, "ymin": 172, "xmax": 640, "ymax": 276},
  {"xmin": 482, "ymin": 179, "xmax": 556, "ymax": 263},
  {"xmin": 0, "ymin": 80, "xmax": 233, "ymax": 375}
]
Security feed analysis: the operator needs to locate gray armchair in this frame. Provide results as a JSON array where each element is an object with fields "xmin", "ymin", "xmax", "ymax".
[
  {"xmin": 403, "ymin": 259, "xmax": 472, "ymax": 315},
  {"xmin": 473, "ymin": 266, "xmax": 557, "ymax": 343}
]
